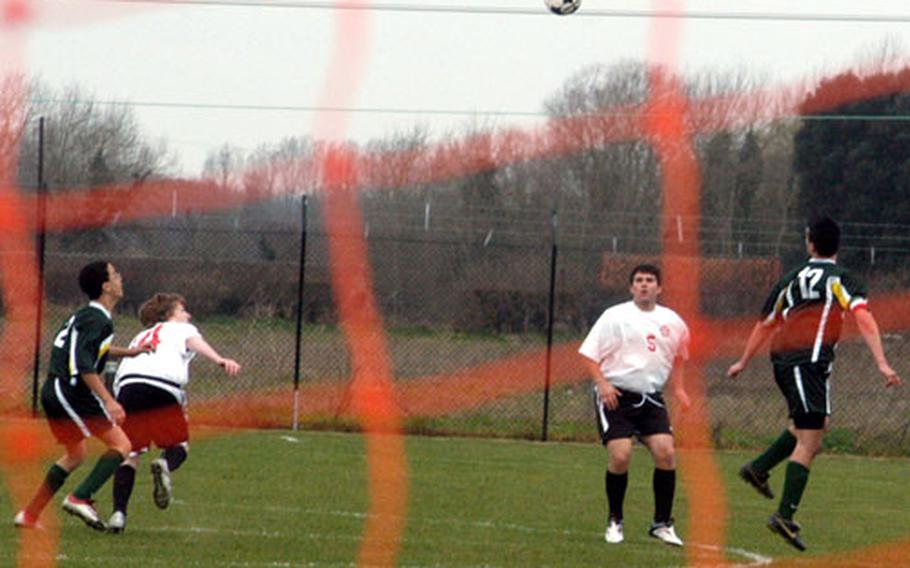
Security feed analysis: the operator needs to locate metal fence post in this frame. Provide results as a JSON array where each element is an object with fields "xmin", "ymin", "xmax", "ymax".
[
  {"xmin": 292, "ymin": 195, "xmax": 309, "ymax": 431},
  {"xmin": 31, "ymin": 116, "xmax": 47, "ymax": 417},
  {"xmin": 541, "ymin": 209, "xmax": 558, "ymax": 442}
]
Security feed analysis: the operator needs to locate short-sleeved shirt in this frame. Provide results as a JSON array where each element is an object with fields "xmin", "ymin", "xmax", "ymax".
[
  {"xmin": 578, "ymin": 301, "xmax": 690, "ymax": 394},
  {"xmin": 114, "ymin": 321, "xmax": 202, "ymax": 403},
  {"xmin": 41, "ymin": 302, "xmax": 116, "ymax": 442},
  {"xmin": 761, "ymin": 258, "xmax": 868, "ymax": 366},
  {"xmin": 47, "ymin": 302, "xmax": 114, "ymax": 391}
]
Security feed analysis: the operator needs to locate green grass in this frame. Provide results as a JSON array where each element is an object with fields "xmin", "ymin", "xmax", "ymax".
[{"xmin": 2, "ymin": 430, "xmax": 909, "ymax": 566}]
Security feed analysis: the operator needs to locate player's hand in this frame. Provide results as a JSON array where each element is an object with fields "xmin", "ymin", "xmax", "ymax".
[
  {"xmin": 726, "ymin": 360, "xmax": 746, "ymax": 378},
  {"xmin": 105, "ymin": 399, "xmax": 126, "ymax": 425},
  {"xmin": 673, "ymin": 389, "xmax": 691, "ymax": 411},
  {"xmin": 133, "ymin": 344, "xmax": 156, "ymax": 355},
  {"xmin": 219, "ymin": 358, "xmax": 241, "ymax": 376},
  {"xmin": 597, "ymin": 381, "xmax": 621, "ymax": 410},
  {"xmin": 879, "ymin": 362, "xmax": 902, "ymax": 387}
]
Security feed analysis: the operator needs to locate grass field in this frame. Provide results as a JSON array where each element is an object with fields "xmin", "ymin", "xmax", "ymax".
[{"xmin": 2, "ymin": 429, "xmax": 909, "ymax": 567}]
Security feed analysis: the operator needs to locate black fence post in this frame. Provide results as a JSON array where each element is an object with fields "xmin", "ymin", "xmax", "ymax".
[
  {"xmin": 541, "ymin": 209, "xmax": 558, "ymax": 441},
  {"xmin": 292, "ymin": 195, "xmax": 309, "ymax": 431},
  {"xmin": 31, "ymin": 116, "xmax": 47, "ymax": 417}
]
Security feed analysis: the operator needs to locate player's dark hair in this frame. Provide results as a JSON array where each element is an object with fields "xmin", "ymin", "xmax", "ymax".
[
  {"xmin": 138, "ymin": 293, "xmax": 187, "ymax": 327},
  {"xmin": 78, "ymin": 261, "xmax": 111, "ymax": 300},
  {"xmin": 629, "ymin": 264, "xmax": 661, "ymax": 285},
  {"xmin": 807, "ymin": 216, "xmax": 840, "ymax": 257}
]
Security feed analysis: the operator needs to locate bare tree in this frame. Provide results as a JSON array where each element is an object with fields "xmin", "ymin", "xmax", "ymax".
[{"xmin": 19, "ymin": 82, "xmax": 174, "ymax": 191}]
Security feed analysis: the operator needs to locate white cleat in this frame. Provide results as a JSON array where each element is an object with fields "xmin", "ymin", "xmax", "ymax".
[
  {"xmin": 61, "ymin": 494, "xmax": 106, "ymax": 531},
  {"xmin": 649, "ymin": 521, "xmax": 684, "ymax": 546},
  {"xmin": 107, "ymin": 511, "xmax": 126, "ymax": 534},
  {"xmin": 604, "ymin": 518, "xmax": 624, "ymax": 543},
  {"xmin": 151, "ymin": 458, "xmax": 172, "ymax": 509},
  {"xmin": 13, "ymin": 510, "xmax": 44, "ymax": 530}
]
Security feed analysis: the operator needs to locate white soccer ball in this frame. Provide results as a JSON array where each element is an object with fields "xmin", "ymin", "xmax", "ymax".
[{"xmin": 544, "ymin": 0, "xmax": 581, "ymax": 15}]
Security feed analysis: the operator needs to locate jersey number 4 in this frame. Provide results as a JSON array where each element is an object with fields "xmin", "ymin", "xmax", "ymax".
[{"xmin": 136, "ymin": 324, "xmax": 163, "ymax": 350}]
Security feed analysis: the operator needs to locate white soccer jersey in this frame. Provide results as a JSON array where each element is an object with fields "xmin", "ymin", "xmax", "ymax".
[
  {"xmin": 578, "ymin": 301, "xmax": 689, "ymax": 394},
  {"xmin": 114, "ymin": 321, "xmax": 202, "ymax": 402}
]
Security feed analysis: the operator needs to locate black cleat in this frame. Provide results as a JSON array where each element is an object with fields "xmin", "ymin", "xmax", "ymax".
[
  {"xmin": 767, "ymin": 512, "xmax": 806, "ymax": 551},
  {"xmin": 739, "ymin": 463, "xmax": 774, "ymax": 499}
]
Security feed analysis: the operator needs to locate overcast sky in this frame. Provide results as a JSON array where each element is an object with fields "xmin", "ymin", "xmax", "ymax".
[{"xmin": 13, "ymin": 0, "xmax": 910, "ymax": 175}]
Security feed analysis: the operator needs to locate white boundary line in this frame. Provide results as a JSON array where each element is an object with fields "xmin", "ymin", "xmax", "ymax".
[{"xmin": 164, "ymin": 501, "xmax": 773, "ymax": 566}]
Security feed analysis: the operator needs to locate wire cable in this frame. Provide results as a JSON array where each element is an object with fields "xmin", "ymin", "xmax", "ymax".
[
  {"xmin": 102, "ymin": 0, "xmax": 910, "ymax": 24},
  {"xmin": 30, "ymin": 98, "xmax": 910, "ymax": 122}
]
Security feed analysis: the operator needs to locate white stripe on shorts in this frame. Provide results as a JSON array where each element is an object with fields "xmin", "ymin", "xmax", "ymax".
[
  {"xmin": 53, "ymin": 378, "xmax": 92, "ymax": 438},
  {"xmin": 594, "ymin": 387, "xmax": 609, "ymax": 435},
  {"xmin": 793, "ymin": 366, "xmax": 809, "ymax": 413}
]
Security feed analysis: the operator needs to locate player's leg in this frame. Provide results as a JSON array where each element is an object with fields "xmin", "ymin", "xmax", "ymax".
[
  {"xmin": 109, "ymin": 382, "xmax": 150, "ymax": 532},
  {"xmin": 15, "ymin": 440, "xmax": 86, "ymax": 528},
  {"xmin": 109, "ymin": 453, "xmax": 142, "ymax": 533},
  {"xmin": 605, "ymin": 438, "xmax": 633, "ymax": 510},
  {"xmin": 767, "ymin": 363, "xmax": 829, "ymax": 551},
  {"xmin": 162, "ymin": 443, "xmax": 189, "ymax": 472},
  {"xmin": 16, "ymin": 380, "xmax": 89, "ymax": 528},
  {"xmin": 740, "ymin": 425, "xmax": 796, "ymax": 499},
  {"xmin": 767, "ymin": 423, "xmax": 821, "ymax": 552},
  {"xmin": 151, "ymin": 403, "xmax": 191, "ymax": 510},
  {"xmin": 778, "ymin": 423, "xmax": 824, "ymax": 521},
  {"xmin": 63, "ymin": 424, "xmax": 130, "ymax": 531},
  {"xmin": 594, "ymin": 386, "xmax": 634, "ymax": 544},
  {"xmin": 640, "ymin": 399, "xmax": 683, "ymax": 547},
  {"xmin": 642, "ymin": 433, "xmax": 676, "ymax": 525}
]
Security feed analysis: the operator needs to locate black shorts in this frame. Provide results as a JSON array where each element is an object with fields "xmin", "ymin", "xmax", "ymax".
[
  {"xmin": 117, "ymin": 383, "xmax": 189, "ymax": 452},
  {"xmin": 593, "ymin": 386, "xmax": 672, "ymax": 444},
  {"xmin": 41, "ymin": 377, "xmax": 115, "ymax": 445},
  {"xmin": 773, "ymin": 362, "xmax": 831, "ymax": 430}
]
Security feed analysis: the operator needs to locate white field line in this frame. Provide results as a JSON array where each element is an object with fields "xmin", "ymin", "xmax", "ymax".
[
  {"xmin": 167, "ymin": 500, "xmax": 772, "ymax": 566},
  {"xmin": 6, "ymin": 536, "xmax": 772, "ymax": 568}
]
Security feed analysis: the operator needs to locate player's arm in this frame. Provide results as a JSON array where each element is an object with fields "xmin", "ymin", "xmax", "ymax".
[
  {"xmin": 81, "ymin": 371, "xmax": 125, "ymax": 424},
  {"xmin": 108, "ymin": 344, "xmax": 154, "ymax": 358},
  {"xmin": 729, "ymin": 282, "xmax": 786, "ymax": 378},
  {"xmin": 726, "ymin": 319, "xmax": 776, "ymax": 378},
  {"xmin": 72, "ymin": 319, "xmax": 126, "ymax": 423},
  {"xmin": 581, "ymin": 355, "xmax": 620, "ymax": 410},
  {"xmin": 187, "ymin": 336, "xmax": 241, "ymax": 376},
  {"xmin": 853, "ymin": 308, "xmax": 902, "ymax": 387},
  {"xmin": 668, "ymin": 357, "xmax": 690, "ymax": 411}
]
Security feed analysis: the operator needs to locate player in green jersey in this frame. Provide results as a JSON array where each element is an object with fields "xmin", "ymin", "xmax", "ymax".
[
  {"xmin": 727, "ymin": 216, "xmax": 901, "ymax": 551},
  {"xmin": 14, "ymin": 261, "xmax": 150, "ymax": 531}
]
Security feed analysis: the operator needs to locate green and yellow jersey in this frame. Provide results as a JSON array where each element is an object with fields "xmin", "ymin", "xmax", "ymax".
[
  {"xmin": 761, "ymin": 258, "xmax": 868, "ymax": 366},
  {"xmin": 47, "ymin": 302, "xmax": 114, "ymax": 394}
]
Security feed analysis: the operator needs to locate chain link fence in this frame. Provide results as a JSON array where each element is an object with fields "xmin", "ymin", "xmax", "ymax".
[{"xmin": 10, "ymin": 197, "xmax": 910, "ymax": 454}]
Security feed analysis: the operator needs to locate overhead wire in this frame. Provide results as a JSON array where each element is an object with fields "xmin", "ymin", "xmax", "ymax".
[{"xmin": 103, "ymin": 0, "xmax": 910, "ymax": 24}]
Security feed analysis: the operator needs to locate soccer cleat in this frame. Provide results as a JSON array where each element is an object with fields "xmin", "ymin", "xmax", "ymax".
[
  {"xmin": 13, "ymin": 510, "xmax": 44, "ymax": 530},
  {"xmin": 62, "ymin": 494, "xmax": 106, "ymax": 531},
  {"xmin": 107, "ymin": 511, "xmax": 126, "ymax": 534},
  {"xmin": 151, "ymin": 458, "xmax": 172, "ymax": 509},
  {"xmin": 649, "ymin": 520, "xmax": 684, "ymax": 546},
  {"xmin": 604, "ymin": 517, "xmax": 624, "ymax": 544},
  {"xmin": 739, "ymin": 462, "xmax": 774, "ymax": 499},
  {"xmin": 767, "ymin": 512, "xmax": 806, "ymax": 551}
]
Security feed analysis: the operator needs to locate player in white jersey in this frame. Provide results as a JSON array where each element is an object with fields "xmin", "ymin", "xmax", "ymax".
[
  {"xmin": 579, "ymin": 264, "xmax": 690, "ymax": 547},
  {"xmin": 106, "ymin": 293, "xmax": 241, "ymax": 533}
]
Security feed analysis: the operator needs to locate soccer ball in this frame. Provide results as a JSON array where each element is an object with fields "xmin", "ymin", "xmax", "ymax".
[{"xmin": 544, "ymin": 0, "xmax": 581, "ymax": 15}]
